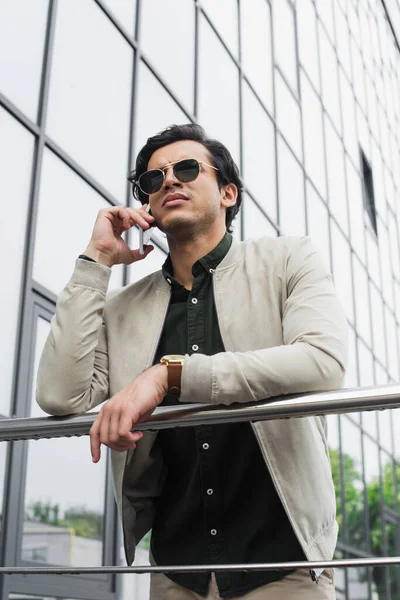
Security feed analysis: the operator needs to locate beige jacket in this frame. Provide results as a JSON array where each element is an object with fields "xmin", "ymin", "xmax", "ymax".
[{"xmin": 37, "ymin": 235, "xmax": 348, "ymax": 573}]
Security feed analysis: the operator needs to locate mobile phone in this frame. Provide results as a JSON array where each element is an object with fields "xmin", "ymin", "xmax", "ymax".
[{"xmin": 139, "ymin": 204, "xmax": 153, "ymax": 255}]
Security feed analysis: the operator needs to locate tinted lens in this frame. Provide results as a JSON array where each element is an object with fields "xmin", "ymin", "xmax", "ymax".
[
  {"xmin": 174, "ymin": 159, "xmax": 200, "ymax": 183},
  {"xmin": 139, "ymin": 169, "xmax": 164, "ymax": 194}
]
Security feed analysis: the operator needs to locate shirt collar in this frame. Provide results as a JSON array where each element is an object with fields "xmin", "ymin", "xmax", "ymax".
[{"xmin": 162, "ymin": 232, "xmax": 233, "ymax": 286}]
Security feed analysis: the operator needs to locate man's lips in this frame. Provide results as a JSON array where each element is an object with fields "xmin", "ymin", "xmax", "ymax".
[{"xmin": 162, "ymin": 193, "xmax": 189, "ymax": 207}]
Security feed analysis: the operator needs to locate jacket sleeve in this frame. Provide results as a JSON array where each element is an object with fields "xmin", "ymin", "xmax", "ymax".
[
  {"xmin": 36, "ymin": 259, "xmax": 112, "ymax": 416},
  {"xmin": 180, "ymin": 237, "xmax": 348, "ymax": 405}
]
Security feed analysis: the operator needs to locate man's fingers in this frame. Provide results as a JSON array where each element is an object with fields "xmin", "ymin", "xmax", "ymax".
[{"xmin": 90, "ymin": 416, "xmax": 102, "ymax": 463}]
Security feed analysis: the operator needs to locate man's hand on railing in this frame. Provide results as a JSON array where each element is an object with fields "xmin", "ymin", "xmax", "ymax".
[{"xmin": 89, "ymin": 363, "xmax": 168, "ymax": 462}]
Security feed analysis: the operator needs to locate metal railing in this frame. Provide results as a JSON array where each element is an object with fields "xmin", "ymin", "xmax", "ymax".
[{"xmin": 1, "ymin": 383, "xmax": 400, "ymax": 577}]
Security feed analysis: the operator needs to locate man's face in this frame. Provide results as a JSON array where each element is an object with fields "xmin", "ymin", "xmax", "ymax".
[{"xmin": 146, "ymin": 140, "xmax": 227, "ymax": 238}]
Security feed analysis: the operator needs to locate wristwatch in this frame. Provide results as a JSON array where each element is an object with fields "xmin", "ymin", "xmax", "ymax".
[{"xmin": 160, "ymin": 354, "xmax": 185, "ymax": 395}]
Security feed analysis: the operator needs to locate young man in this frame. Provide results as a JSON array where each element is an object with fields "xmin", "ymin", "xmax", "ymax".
[{"xmin": 37, "ymin": 124, "xmax": 347, "ymax": 599}]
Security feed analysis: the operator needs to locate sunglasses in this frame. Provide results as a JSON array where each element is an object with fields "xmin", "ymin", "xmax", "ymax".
[{"xmin": 132, "ymin": 158, "xmax": 219, "ymax": 196}]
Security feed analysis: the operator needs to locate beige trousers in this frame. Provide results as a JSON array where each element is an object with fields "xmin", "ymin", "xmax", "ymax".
[{"xmin": 150, "ymin": 568, "xmax": 336, "ymax": 599}]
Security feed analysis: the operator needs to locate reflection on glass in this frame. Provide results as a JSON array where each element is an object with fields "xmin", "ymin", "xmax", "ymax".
[
  {"xmin": 0, "ymin": 0, "xmax": 48, "ymax": 121},
  {"xmin": 353, "ymin": 257, "xmax": 372, "ymax": 346},
  {"xmin": 102, "ymin": 0, "xmax": 137, "ymax": 36},
  {"xmin": 46, "ymin": 0, "xmax": 133, "ymax": 200},
  {"xmin": 242, "ymin": 83, "xmax": 276, "ymax": 223},
  {"xmin": 277, "ymin": 138, "xmax": 305, "ymax": 236},
  {"xmin": 241, "ymin": 0, "xmax": 273, "ymax": 113},
  {"xmin": 324, "ymin": 118, "xmax": 348, "ymax": 234},
  {"xmin": 33, "ymin": 149, "xmax": 123, "ymax": 296},
  {"xmin": 341, "ymin": 416, "xmax": 366, "ymax": 549},
  {"xmin": 0, "ymin": 109, "xmax": 35, "ymax": 416},
  {"xmin": 243, "ymin": 193, "xmax": 277, "ymax": 241},
  {"xmin": 306, "ymin": 184, "xmax": 330, "ymax": 271},
  {"xmin": 273, "ymin": 0, "xmax": 297, "ymax": 92},
  {"xmin": 198, "ymin": 15, "xmax": 240, "ymax": 164},
  {"xmin": 141, "ymin": 0, "xmax": 195, "ymax": 111},
  {"xmin": 23, "ymin": 318, "xmax": 106, "ymax": 566},
  {"xmin": 301, "ymin": 72, "xmax": 326, "ymax": 198},
  {"xmin": 200, "ymin": 0, "xmax": 238, "ymax": 58},
  {"xmin": 275, "ymin": 73, "xmax": 302, "ymax": 160},
  {"xmin": 296, "ymin": 0, "xmax": 319, "ymax": 91},
  {"xmin": 134, "ymin": 62, "xmax": 188, "ymax": 157},
  {"xmin": 330, "ymin": 222, "xmax": 354, "ymax": 323}
]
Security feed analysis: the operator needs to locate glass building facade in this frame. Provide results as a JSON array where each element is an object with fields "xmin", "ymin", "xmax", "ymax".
[{"xmin": 0, "ymin": 0, "xmax": 399, "ymax": 598}]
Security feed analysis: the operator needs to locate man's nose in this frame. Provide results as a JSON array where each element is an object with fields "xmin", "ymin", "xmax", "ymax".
[{"xmin": 163, "ymin": 166, "xmax": 181, "ymax": 189}]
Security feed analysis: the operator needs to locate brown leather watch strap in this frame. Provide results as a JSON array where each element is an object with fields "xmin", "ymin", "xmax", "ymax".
[{"xmin": 167, "ymin": 363, "xmax": 182, "ymax": 395}]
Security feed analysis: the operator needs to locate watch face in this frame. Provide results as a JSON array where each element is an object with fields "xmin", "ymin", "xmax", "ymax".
[{"xmin": 161, "ymin": 354, "xmax": 184, "ymax": 364}]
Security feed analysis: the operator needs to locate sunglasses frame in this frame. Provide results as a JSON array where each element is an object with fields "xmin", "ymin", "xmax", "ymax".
[{"xmin": 133, "ymin": 158, "xmax": 219, "ymax": 196}]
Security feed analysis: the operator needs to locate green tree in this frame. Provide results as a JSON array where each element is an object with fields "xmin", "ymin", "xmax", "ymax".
[{"xmin": 27, "ymin": 501, "xmax": 103, "ymax": 539}]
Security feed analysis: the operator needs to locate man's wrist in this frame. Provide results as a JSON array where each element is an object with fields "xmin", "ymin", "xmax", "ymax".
[
  {"xmin": 152, "ymin": 363, "xmax": 169, "ymax": 395},
  {"xmin": 82, "ymin": 246, "xmax": 114, "ymax": 268}
]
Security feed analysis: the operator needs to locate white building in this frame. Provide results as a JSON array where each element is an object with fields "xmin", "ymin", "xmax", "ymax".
[{"xmin": 0, "ymin": 0, "xmax": 399, "ymax": 598}]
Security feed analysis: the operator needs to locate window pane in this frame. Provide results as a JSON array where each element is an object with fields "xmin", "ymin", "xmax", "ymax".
[
  {"xmin": 241, "ymin": 0, "xmax": 273, "ymax": 113},
  {"xmin": 353, "ymin": 257, "xmax": 372, "ymax": 346},
  {"xmin": 340, "ymin": 69, "xmax": 358, "ymax": 165},
  {"xmin": 341, "ymin": 417, "xmax": 366, "ymax": 550},
  {"xmin": 0, "ymin": 0, "xmax": 48, "ymax": 121},
  {"xmin": 46, "ymin": 0, "xmax": 133, "ymax": 200},
  {"xmin": 331, "ymin": 221, "xmax": 354, "ymax": 323},
  {"xmin": 319, "ymin": 28, "xmax": 341, "ymax": 134},
  {"xmin": 273, "ymin": 0, "xmax": 298, "ymax": 92},
  {"xmin": 316, "ymin": 0, "xmax": 335, "ymax": 44},
  {"xmin": 198, "ymin": 16, "xmax": 240, "ymax": 163},
  {"xmin": 277, "ymin": 137, "xmax": 305, "ymax": 236},
  {"xmin": 23, "ymin": 317, "xmax": 106, "ymax": 566},
  {"xmin": 358, "ymin": 339, "xmax": 374, "ymax": 387},
  {"xmin": 306, "ymin": 183, "xmax": 331, "ymax": 270},
  {"xmin": 200, "ymin": 0, "xmax": 238, "ymax": 58},
  {"xmin": 346, "ymin": 158, "xmax": 366, "ymax": 264},
  {"xmin": 296, "ymin": 0, "xmax": 319, "ymax": 91},
  {"xmin": 141, "ymin": 0, "xmax": 195, "ymax": 111},
  {"xmin": 335, "ymin": 5, "xmax": 352, "ymax": 79},
  {"xmin": 325, "ymin": 118, "xmax": 348, "ymax": 234},
  {"xmin": 275, "ymin": 72, "xmax": 302, "ymax": 160},
  {"xmin": 384, "ymin": 307, "xmax": 399, "ymax": 380},
  {"xmin": 345, "ymin": 326, "xmax": 359, "ymax": 388},
  {"xmin": 102, "ymin": 0, "xmax": 137, "ymax": 36},
  {"xmin": 243, "ymin": 193, "xmax": 277, "ymax": 241},
  {"xmin": 134, "ymin": 62, "xmax": 187, "ymax": 157},
  {"xmin": 370, "ymin": 284, "xmax": 387, "ymax": 366},
  {"xmin": 242, "ymin": 83, "xmax": 276, "ymax": 223},
  {"xmin": 33, "ymin": 149, "xmax": 123, "ymax": 296},
  {"xmin": 364, "ymin": 437, "xmax": 382, "ymax": 557},
  {"xmin": 0, "ymin": 109, "xmax": 35, "ymax": 416},
  {"xmin": 301, "ymin": 72, "xmax": 326, "ymax": 198}
]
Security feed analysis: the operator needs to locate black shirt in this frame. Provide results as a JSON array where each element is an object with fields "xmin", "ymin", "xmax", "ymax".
[{"xmin": 151, "ymin": 233, "xmax": 306, "ymax": 597}]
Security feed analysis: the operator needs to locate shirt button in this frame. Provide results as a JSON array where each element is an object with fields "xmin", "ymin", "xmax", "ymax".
[
  {"xmin": 192, "ymin": 344, "xmax": 199, "ymax": 351},
  {"xmin": 166, "ymin": 278, "xmax": 172, "ymax": 285},
  {"xmin": 191, "ymin": 297, "xmax": 198, "ymax": 304},
  {"xmin": 207, "ymin": 488, "xmax": 214, "ymax": 495},
  {"xmin": 210, "ymin": 529, "xmax": 217, "ymax": 536},
  {"xmin": 209, "ymin": 268, "xmax": 215, "ymax": 274},
  {"xmin": 202, "ymin": 443, "xmax": 209, "ymax": 450}
]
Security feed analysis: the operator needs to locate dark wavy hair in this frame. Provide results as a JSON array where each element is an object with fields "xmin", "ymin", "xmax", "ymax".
[{"xmin": 128, "ymin": 123, "xmax": 243, "ymax": 233}]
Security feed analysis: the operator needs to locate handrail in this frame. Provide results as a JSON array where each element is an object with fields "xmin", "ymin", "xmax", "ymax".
[
  {"xmin": 1, "ymin": 383, "xmax": 400, "ymax": 443},
  {"xmin": 2, "ymin": 556, "xmax": 400, "ymax": 576}
]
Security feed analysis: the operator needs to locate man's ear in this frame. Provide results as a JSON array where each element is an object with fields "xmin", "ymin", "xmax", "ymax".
[{"xmin": 221, "ymin": 183, "xmax": 237, "ymax": 208}]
